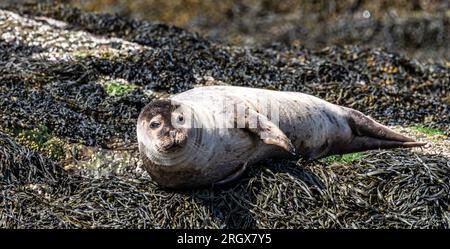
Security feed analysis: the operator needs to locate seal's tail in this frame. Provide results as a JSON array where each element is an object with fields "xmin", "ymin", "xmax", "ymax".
[{"xmin": 342, "ymin": 107, "xmax": 426, "ymax": 152}]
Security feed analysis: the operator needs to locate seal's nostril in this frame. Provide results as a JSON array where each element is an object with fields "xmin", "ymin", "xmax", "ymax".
[{"xmin": 169, "ymin": 130, "xmax": 177, "ymax": 138}]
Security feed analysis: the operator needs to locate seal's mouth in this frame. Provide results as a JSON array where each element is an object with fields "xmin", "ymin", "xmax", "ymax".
[
  {"xmin": 171, "ymin": 143, "xmax": 185, "ymax": 152},
  {"xmin": 156, "ymin": 130, "xmax": 188, "ymax": 153},
  {"xmin": 160, "ymin": 141, "xmax": 184, "ymax": 152}
]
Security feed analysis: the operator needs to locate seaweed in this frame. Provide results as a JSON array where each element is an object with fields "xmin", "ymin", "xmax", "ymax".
[{"xmin": 0, "ymin": 3, "xmax": 449, "ymax": 228}]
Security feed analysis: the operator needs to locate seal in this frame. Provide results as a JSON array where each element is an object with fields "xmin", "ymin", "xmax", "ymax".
[{"xmin": 137, "ymin": 86, "xmax": 426, "ymax": 189}]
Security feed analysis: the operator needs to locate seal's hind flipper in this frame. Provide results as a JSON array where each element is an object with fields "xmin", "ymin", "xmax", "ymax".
[
  {"xmin": 343, "ymin": 107, "xmax": 426, "ymax": 152},
  {"xmin": 341, "ymin": 136, "xmax": 426, "ymax": 154},
  {"xmin": 345, "ymin": 107, "xmax": 417, "ymax": 142}
]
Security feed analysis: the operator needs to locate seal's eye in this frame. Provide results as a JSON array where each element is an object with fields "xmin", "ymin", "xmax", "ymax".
[
  {"xmin": 149, "ymin": 121, "xmax": 161, "ymax": 129},
  {"xmin": 177, "ymin": 114, "xmax": 184, "ymax": 124}
]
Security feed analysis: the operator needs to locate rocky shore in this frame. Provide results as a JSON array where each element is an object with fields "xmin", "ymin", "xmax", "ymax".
[{"xmin": 0, "ymin": 3, "xmax": 449, "ymax": 228}]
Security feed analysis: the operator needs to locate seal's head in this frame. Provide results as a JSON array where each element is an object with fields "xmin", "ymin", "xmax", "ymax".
[
  {"xmin": 137, "ymin": 99, "xmax": 211, "ymax": 189},
  {"xmin": 137, "ymin": 99, "xmax": 189, "ymax": 155}
]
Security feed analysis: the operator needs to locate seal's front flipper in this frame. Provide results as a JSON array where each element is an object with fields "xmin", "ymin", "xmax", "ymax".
[
  {"xmin": 213, "ymin": 162, "xmax": 248, "ymax": 187},
  {"xmin": 243, "ymin": 110, "xmax": 296, "ymax": 156}
]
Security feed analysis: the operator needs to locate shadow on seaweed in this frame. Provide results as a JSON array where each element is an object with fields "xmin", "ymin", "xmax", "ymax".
[
  {"xmin": 179, "ymin": 159, "xmax": 325, "ymax": 229},
  {"xmin": 175, "ymin": 148, "xmax": 450, "ymax": 229}
]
